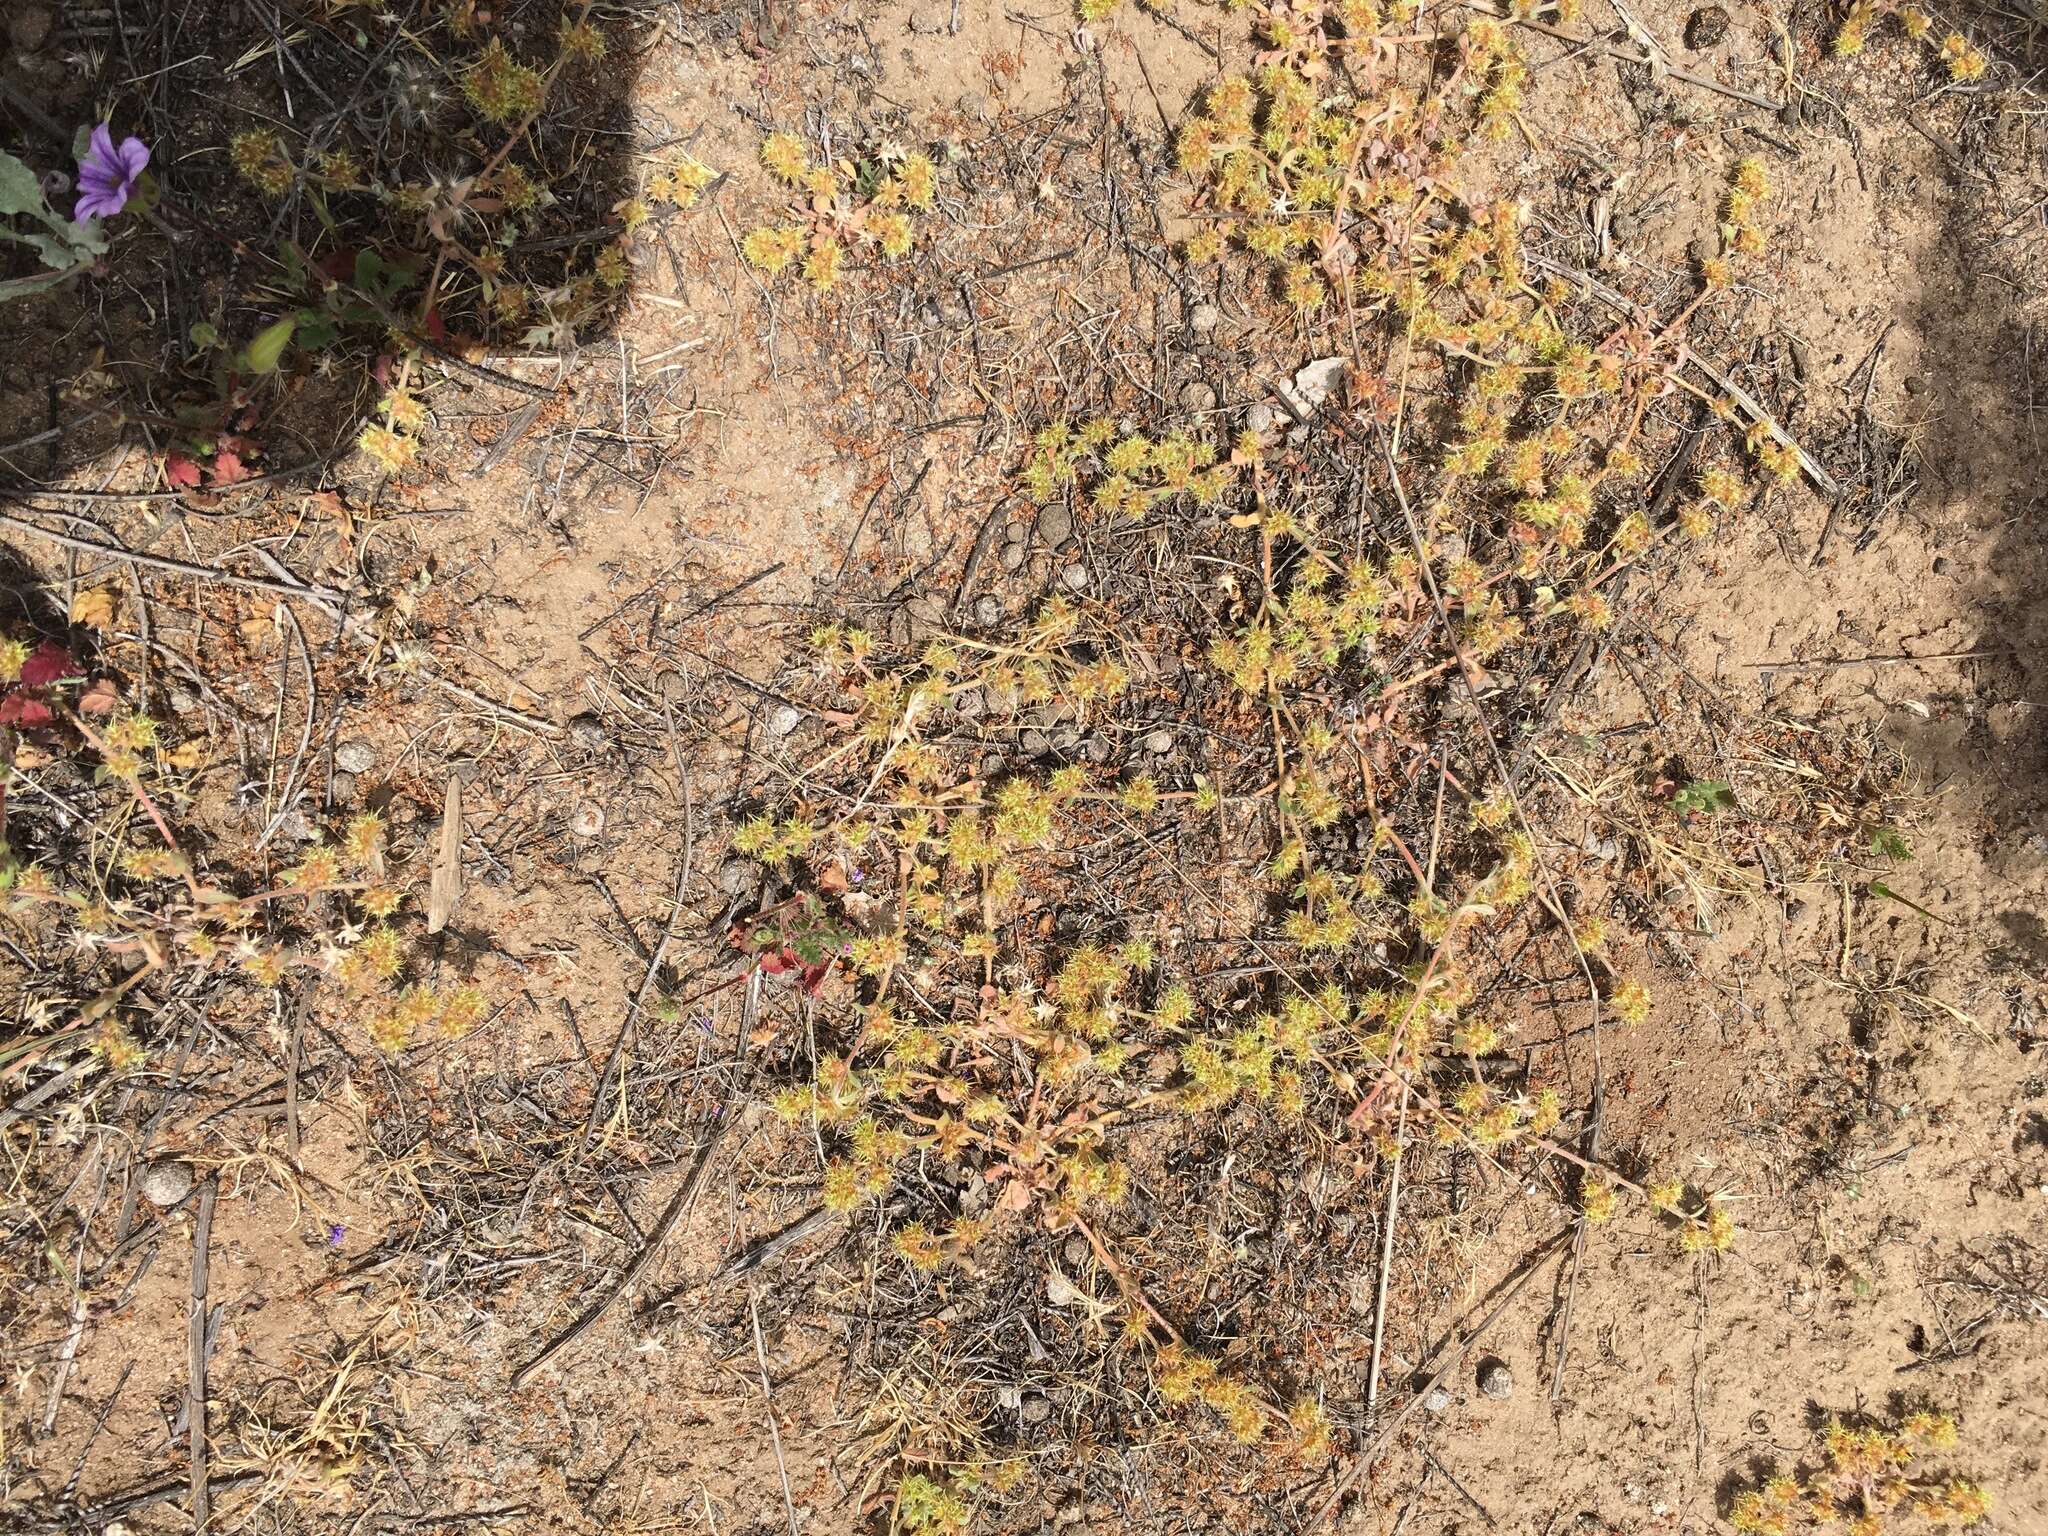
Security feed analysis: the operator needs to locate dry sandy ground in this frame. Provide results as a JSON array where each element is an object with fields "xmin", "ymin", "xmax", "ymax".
[{"xmin": 4, "ymin": 1, "xmax": 2046, "ymax": 1533}]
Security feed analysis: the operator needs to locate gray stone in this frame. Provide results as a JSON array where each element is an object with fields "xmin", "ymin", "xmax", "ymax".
[
  {"xmin": 958, "ymin": 90, "xmax": 991, "ymax": 121},
  {"xmin": 570, "ymin": 800, "xmax": 606, "ymax": 840},
  {"xmin": 768, "ymin": 703, "xmax": 802, "ymax": 736},
  {"xmin": 1189, "ymin": 302, "xmax": 1221, "ymax": 336},
  {"xmin": 9, "ymin": 6, "xmax": 53, "ymax": 50},
  {"xmin": 1245, "ymin": 401, "xmax": 1280, "ymax": 437},
  {"xmin": 984, "ymin": 681, "xmax": 1021, "ymax": 715},
  {"xmin": 567, "ymin": 712, "xmax": 607, "ymax": 752},
  {"xmin": 334, "ymin": 738, "xmax": 376, "ymax": 775},
  {"xmin": 973, "ymin": 594, "xmax": 1002, "ymax": 626},
  {"xmin": 1143, "ymin": 729, "xmax": 1174, "ymax": 754},
  {"xmin": 1021, "ymin": 1392, "xmax": 1053, "ymax": 1426},
  {"xmin": 1082, "ymin": 735, "xmax": 1111, "ymax": 764},
  {"xmin": 955, "ymin": 688, "xmax": 985, "ymax": 718},
  {"xmin": 140, "ymin": 1160, "xmax": 194, "ymax": 1207},
  {"xmin": 716, "ymin": 856, "xmax": 756, "ymax": 896},
  {"xmin": 1020, "ymin": 728, "xmax": 1051, "ymax": 756},
  {"xmin": 1036, "ymin": 502, "xmax": 1073, "ymax": 546},
  {"xmin": 330, "ymin": 772, "xmax": 357, "ymax": 802},
  {"xmin": 1059, "ymin": 564, "xmax": 1089, "ymax": 593},
  {"xmin": 1290, "ymin": 355, "xmax": 1347, "ymax": 411},
  {"xmin": 1423, "ymin": 1385, "xmax": 1453, "ymax": 1414},
  {"xmin": 1477, "ymin": 1357, "xmax": 1514, "ymax": 1400},
  {"xmin": 1001, "ymin": 541, "xmax": 1027, "ymax": 571},
  {"xmin": 1179, "ymin": 380, "xmax": 1218, "ymax": 414}
]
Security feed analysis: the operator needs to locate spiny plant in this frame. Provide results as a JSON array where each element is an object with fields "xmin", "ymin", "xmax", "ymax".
[
  {"xmin": 741, "ymin": 131, "xmax": 938, "ymax": 292},
  {"xmin": 1728, "ymin": 1410, "xmax": 1990, "ymax": 1534},
  {"xmin": 203, "ymin": 2, "xmax": 711, "ymax": 479},
  {"xmin": 1, "ymin": 621, "xmax": 483, "ymax": 1076},
  {"xmin": 719, "ymin": 0, "xmax": 1834, "ymax": 1521},
  {"xmin": 1832, "ymin": 2, "xmax": 1987, "ymax": 80}
]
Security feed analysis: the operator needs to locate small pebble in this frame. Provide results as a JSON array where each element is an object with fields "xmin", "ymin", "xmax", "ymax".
[
  {"xmin": 1081, "ymin": 734, "xmax": 1111, "ymax": 764},
  {"xmin": 1683, "ymin": 5, "xmax": 1729, "ymax": 48},
  {"xmin": 1189, "ymin": 302, "xmax": 1221, "ymax": 336},
  {"xmin": 140, "ymin": 1160, "xmax": 194, "ymax": 1207},
  {"xmin": 715, "ymin": 856, "xmax": 756, "ymax": 896},
  {"xmin": 1144, "ymin": 729, "xmax": 1174, "ymax": 754},
  {"xmin": 1477, "ymin": 1357, "xmax": 1514, "ymax": 1400},
  {"xmin": 1609, "ymin": 208, "xmax": 1639, "ymax": 243},
  {"xmin": 1059, "ymin": 563, "xmax": 1089, "ymax": 593},
  {"xmin": 1020, "ymin": 728, "xmax": 1051, "ymax": 756},
  {"xmin": 330, "ymin": 771, "xmax": 357, "ymax": 802},
  {"xmin": 1021, "ymin": 1392, "xmax": 1054, "ymax": 1426},
  {"xmin": 1904, "ymin": 374, "xmax": 1929, "ymax": 396},
  {"xmin": 567, "ymin": 712, "xmax": 607, "ymax": 752},
  {"xmin": 955, "ymin": 688, "xmax": 986, "ymax": 718},
  {"xmin": 569, "ymin": 800, "xmax": 607, "ymax": 839},
  {"xmin": 768, "ymin": 703, "xmax": 802, "ymax": 737},
  {"xmin": 1036, "ymin": 503, "xmax": 1074, "ymax": 546},
  {"xmin": 973, "ymin": 594, "xmax": 1002, "ymax": 626},
  {"xmin": 1179, "ymin": 380, "xmax": 1218, "ymax": 414},
  {"xmin": 984, "ymin": 681, "xmax": 1021, "ymax": 714},
  {"xmin": 957, "ymin": 90, "xmax": 991, "ymax": 121},
  {"xmin": 1423, "ymin": 1385, "xmax": 1453, "ymax": 1414},
  {"xmin": 334, "ymin": 739, "xmax": 376, "ymax": 775},
  {"xmin": 1001, "ymin": 542, "xmax": 1027, "ymax": 572}
]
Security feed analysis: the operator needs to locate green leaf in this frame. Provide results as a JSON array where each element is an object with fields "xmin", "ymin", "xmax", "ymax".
[
  {"xmin": 189, "ymin": 320, "xmax": 221, "ymax": 349},
  {"xmin": 1870, "ymin": 825, "xmax": 1912, "ymax": 862},
  {"xmin": 240, "ymin": 315, "xmax": 297, "ymax": 374},
  {"xmin": 1865, "ymin": 880, "xmax": 1949, "ymax": 925},
  {"xmin": 1672, "ymin": 779, "xmax": 1735, "ymax": 816},
  {"xmin": 0, "ymin": 264, "xmax": 84, "ymax": 302},
  {"xmin": 0, "ymin": 150, "xmax": 45, "ymax": 218}
]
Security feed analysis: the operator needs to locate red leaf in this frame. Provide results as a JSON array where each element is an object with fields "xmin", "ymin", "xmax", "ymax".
[
  {"xmin": 164, "ymin": 451, "xmax": 202, "ymax": 490},
  {"xmin": 799, "ymin": 960, "xmax": 831, "ymax": 997},
  {"xmin": 209, "ymin": 449, "xmax": 253, "ymax": 486},
  {"xmin": 371, "ymin": 353, "xmax": 393, "ymax": 390},
  {"xmin": 20, "ymin": 641, "xmax": 80, "ymax": 687},
  {"xmin": 423, "ymin": 306, "xmax": 447, "ymax": 344},
  {"xmin": 0, "ymin": 694, "xmax": 53, "ymax": 728},
  {"xmin": 78, "ymin": 678, "xmax": 120, "ymax": 716},
  {"xmin": 317, "ymin": 248, "xmax": 354, "ymax": 282}
]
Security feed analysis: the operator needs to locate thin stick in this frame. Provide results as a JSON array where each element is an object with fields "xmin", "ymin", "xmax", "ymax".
[
  {"xmin": 509, "ymin": 1116, "xmax": 729, "ymax": 1387},
  {"xmin": 748, "ymin": 1292, "xmax": 803, "ymax": 1536},
  {"xmin": 188, "ymin": 1177, "xmax": 218, "ymax": 1531},
  {"xmin": 1364, "ymin": 1080, "xmax": 1411, "ymax": 1412},
  {"xmin": 1751, "ymin": 646, "xmax": 2013, "ymax": 673},
  {"xmin": 1549, "ymin": 1078, "xmax": 1602, "ymax": 1400},
  {"xmin": 0, "ymin": 510, "xmax": 348, "ymax": 603}
]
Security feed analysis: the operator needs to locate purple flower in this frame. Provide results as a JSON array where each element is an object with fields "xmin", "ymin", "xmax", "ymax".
[{"xmin": 74, "ymin": 124, "xmax": 149, "ymax": 222}]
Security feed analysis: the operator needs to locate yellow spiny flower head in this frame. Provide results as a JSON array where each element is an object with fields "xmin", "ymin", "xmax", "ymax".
[
  {"xmin": 464, "ymin": 37, "xmax": 546, "ymax": 124},
  {"xmin": 358, "ymin": 424, "xmax": 417, "ymax": 474},
  {"xmin": 761, "ymin": 132, "xmax": 809, "ymax": 185},
  {"xmin": 558, "ymin": 14, "xmax": 606, "ymax": 61},
  {"xmin": 742, "ymin": 224, "xmax": 806, "ymax": 275},
  {"xmin": 1580, "ymin": 1177, "xmax": 1617, "ymax": 1223},
  {"xmin": 1608, "ymin": 977, "xmax": 1652, "ymax": 1025},
  {"xmin": 1939, "ymin": 31, "xmax": 1987, "ymax": 80},
  {"xmin": 230, "ymin": 130, "xmax": 294, "ymax": 196}
]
